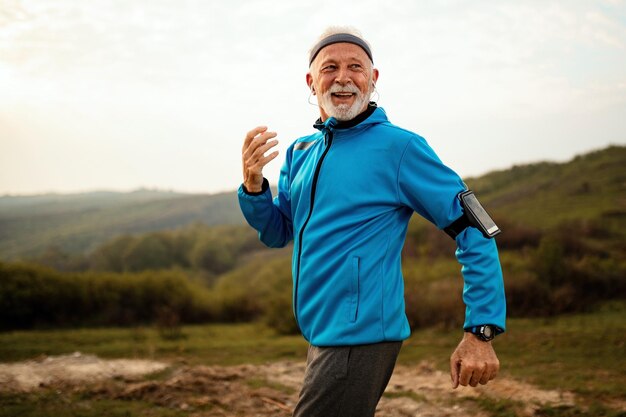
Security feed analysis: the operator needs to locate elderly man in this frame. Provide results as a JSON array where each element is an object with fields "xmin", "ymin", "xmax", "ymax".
[{"xmin": 238, "ymin": 27, "xmax": 506, "ymax": 417}]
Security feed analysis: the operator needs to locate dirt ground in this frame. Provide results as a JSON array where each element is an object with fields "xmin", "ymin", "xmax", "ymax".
[{"xmin": 0, "ymin": 352, "xmax": 578, "ymax": 416}]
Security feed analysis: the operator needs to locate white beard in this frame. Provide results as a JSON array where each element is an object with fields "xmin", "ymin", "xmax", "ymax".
[{"xmin": 319, "ymin": 83, "xmax": 371, "ymax": 121}]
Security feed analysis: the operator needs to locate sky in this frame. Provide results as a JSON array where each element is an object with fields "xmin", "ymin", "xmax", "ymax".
[{"xmin": 1, "ymin": 0, "xmax": 625, "ymax": 196}]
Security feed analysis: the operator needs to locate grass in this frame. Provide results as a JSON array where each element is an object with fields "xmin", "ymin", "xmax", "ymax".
[
  {"xmin": 463, "ymin": 397, "xmax": 521, "ymax": 417},
  {"xmin": 495, "ymin": 302, "xmax": 626, "ymax": 401},
  {"xmin": 0, "ymin": 323, "xmax": 309, "ymax": 366},
  {"xmin": 397, "ymin": 300, "xmax": 626, "ymax": 413},
  {"xmin": 463, "ymin": 396, "xmax": 626, "ymax": 417},
  {"xmin": 1, "ymin": 302, "xmax": 625, "ymax": 416},
  {"xmin": 0, "ymin": 390, "xmax": 189, "ymax": 417}
]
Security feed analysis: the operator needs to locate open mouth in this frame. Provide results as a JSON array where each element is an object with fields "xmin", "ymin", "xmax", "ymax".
[{"xmin": 331, "ymin": 92, "xmax": 356, "ymax": 99}]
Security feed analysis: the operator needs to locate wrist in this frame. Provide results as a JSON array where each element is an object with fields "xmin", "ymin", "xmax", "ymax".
[
  {"xmin": 464, "ymin": 332, "xmax": 492, "ymax": 344},
  {"xmin": 244, "ymin": 183, "xmax": 262, "ymax": 193},
  {"xmin": 242, "ymin": 178, "xmax": 269, "ymax": 196},
  {"xmin": 464, "ymin": 324, "xmax": 499, "ymax": 342}
]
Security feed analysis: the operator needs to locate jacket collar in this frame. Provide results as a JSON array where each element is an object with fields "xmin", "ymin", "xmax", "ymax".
[{"xmin": 313, "ymin": 102, "xmax": 380, "ymax": 132}]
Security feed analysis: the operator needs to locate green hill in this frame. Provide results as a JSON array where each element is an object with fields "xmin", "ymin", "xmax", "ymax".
[
  {"xmin": 0, "ymin": 189, "xmax": 245, "ymax": 260},
  {"xmin": 0, "ymin": 146, "xmax": 624, "ymax": 334},
  {"xmin": 466, "ymin": 145, "xmax": 626, "ymax": 229},
  {"xmin": 0, "ymin": 145, "xmax": 624, "ymax": 261}
]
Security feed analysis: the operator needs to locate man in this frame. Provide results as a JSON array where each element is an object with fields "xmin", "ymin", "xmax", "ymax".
[{"xmin": 238, "ymin": 27, "xmax": 506, "ymax": 417}]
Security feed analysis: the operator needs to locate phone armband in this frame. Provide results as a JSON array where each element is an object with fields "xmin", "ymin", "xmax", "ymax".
[{"xmin": 444, "ymin": 190, "xmax": 501, "ymax": 239}]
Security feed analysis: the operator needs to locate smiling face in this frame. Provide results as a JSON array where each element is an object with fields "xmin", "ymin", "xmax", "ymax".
[{"xmin": 307, "ymin": 42, "xmax": 379, "ymax": 121}]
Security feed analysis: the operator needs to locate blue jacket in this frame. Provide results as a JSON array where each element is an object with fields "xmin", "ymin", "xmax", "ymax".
[{"xmin": 238, "ymin": 105, "xmax": 506, "ymax": 346}]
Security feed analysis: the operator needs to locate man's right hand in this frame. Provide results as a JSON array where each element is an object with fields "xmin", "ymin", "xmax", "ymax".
[{"xmin": 242, "ymin": 126, "xmax": 279, "ymax": 193}]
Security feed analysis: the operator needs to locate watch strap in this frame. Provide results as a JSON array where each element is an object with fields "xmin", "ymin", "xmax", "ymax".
[{"xmin": 465, "ymin": 324, "xmax": 502, "ymax": 341}]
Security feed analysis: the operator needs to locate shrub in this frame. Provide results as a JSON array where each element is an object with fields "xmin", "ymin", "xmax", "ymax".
[
  {"xmin": 209, "ymin": 256, "xmax": 295, "ymax": 330},
  {"xmin": 0, "ymin": 262, "xmax": 214, "ymax": 330},
  {"xmin": 404, "ymin": 277, "xmax": 465, "ymax": 330},
  {"xmin": 493, "ymin": 218, "xmax": 542, "ymax": 250},
  {"xmin": 531, "ymin": 236, "xmax": 568, "ymax": 287},
  {"xmin": 121, "ymin": 234, "xmax": 174, "ymax": 272},
  {"xmin": 503, "ymin": 269, "xmax": 552, "ymax": 316},
  {"xmin": 260, "ymin": 260, "xmax": 298, "ymax": 335},
  {"xmin": 189, "ymin": 233, "xmax": 236, "ymax": 274},
  {"xmin": 403, "ymin": 258, "xmax": 465, "ymax": 330},
  {"xmin": 87, "ymin": 224, "xmax": 266, "ymax": 275}
]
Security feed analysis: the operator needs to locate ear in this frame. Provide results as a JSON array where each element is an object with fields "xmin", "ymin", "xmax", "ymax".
[
  {"xmin": 306, "ymin": 73, "xmax": 315, "ymax": 95},
  {"xmin": 372, "ymin": 68, "xmax": 380, "ymax": 87}
]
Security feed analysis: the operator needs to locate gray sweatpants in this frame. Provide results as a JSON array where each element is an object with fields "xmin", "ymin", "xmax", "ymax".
[{"xmin": 292, "ymin": 341, "xmax": 402, "ymax": 417}]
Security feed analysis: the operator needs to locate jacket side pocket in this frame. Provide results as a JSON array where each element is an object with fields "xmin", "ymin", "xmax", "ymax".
[{"xmin": 349, "ymin": 256, "xmax": 360, "ymax": 323}]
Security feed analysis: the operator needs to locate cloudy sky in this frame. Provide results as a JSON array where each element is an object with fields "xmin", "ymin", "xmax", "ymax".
[{"xmin": 1, "ymin": 0, "xmax": 625, "ymax": 196}]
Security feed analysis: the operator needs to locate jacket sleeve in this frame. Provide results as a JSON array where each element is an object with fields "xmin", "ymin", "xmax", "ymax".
[
  {"xmin": 397, "ymin": 135, "xmax": 506, "ymax": 332},
  {"xmin": 237, "ymin": 145, "xmax": 294, "ymax": 248}
]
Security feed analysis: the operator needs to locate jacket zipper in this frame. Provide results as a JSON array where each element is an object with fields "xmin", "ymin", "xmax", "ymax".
[{"xmin": 294, "ymin": 129, "xmax": 334, "ymax": 328}]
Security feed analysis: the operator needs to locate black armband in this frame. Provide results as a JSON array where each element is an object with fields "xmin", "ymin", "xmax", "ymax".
[{"xmin": 444, "ymin": 190, "xmax": 501, "ymax": 240}]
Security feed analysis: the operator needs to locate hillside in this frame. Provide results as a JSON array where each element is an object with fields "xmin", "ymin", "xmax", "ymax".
[
  {"xmin": 0, "ymin": 145, "xmax": 624, "ymax": 261},
  {"xmin": 0, "ymin": 189, "xmax": 245, "ymax": 260},
  {"xmin": 465, "ymin": 145, "xmax": 626, "ymax": 229},
  {"xmin": 1, "ymin": 146, "xmax": 624, "ymax": 337}
]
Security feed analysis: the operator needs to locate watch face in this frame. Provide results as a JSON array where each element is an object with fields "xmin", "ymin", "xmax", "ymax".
[{"xmin": 482, "ymin": 326, "xmax": 493, "ymax": 338}]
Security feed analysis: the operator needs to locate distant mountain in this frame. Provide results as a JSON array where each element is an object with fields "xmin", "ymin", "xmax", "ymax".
[
  {"xmin": 0, "ymin": 189, "xmax": 245, "ymax": 260},
  {"xmin": 0, "ymin": 145, "xmax": 624, "ymax": 261}
]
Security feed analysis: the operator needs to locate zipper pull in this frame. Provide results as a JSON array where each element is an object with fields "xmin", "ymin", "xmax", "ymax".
[
  {"xmin": 323, "ymin": 118, "xmax": 337, "ymax": 145},
  {"xmin": 325, "ymin": 130, "xmax": 334, "ymax": 146}
]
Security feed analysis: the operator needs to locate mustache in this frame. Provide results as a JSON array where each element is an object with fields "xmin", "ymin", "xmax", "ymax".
[{"xmin": 327, "ymin": 84, "xmax": 361, "ymax": 94}]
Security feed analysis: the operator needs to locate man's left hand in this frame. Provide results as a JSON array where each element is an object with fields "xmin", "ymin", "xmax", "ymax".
[{"xmin": 450, "ymin": 332, "xmax": 500, "ymax": 389}]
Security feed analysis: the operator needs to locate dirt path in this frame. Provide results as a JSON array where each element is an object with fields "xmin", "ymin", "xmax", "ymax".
[{"xmin": 0, "ymin": 353, "xmax": 577, "ymax": 416}]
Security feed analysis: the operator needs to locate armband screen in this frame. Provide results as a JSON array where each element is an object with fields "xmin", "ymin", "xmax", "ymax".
[{"xmin": 459, "ymin": 191, "xmax": 501, "ymax": 238}]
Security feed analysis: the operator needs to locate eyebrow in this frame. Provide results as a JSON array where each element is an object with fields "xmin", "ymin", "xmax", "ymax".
[{"xmin": 318, "ymin": 55, "xmax": 367, "ymax": 67}]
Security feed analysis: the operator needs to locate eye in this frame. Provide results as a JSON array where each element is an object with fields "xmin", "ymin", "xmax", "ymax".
[
  {"xmin": 322, "ymin": 64, "xmax": 337, "ymax": 72},
  {"xmin": 349, "ymin": 64, "xmax": 362, "ymax": 70}
]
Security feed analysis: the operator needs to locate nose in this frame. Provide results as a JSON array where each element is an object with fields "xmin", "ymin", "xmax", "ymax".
[{"xmin": 335, "ymin": 66, "xmax": 351, "ymax": 85}]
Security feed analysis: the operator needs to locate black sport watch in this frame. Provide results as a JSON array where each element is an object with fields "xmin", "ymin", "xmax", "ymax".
[{"xmin": 465, "ymin": 325, "xmax": 497, "ymax": 342}]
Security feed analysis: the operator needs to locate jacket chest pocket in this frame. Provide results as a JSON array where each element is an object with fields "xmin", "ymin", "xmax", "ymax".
[{"xmin": 348, "ymin": 256, "xmax": 360, "ymax": 323}]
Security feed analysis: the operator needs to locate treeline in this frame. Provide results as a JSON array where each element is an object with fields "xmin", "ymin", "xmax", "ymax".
[
  {"xmin": 403, "ymin": 219, "xmax": 626, "ymax": 329},
  {"xmin": 0, "ymin": 263, "xmax": 213, "ymax": 330},
  {"xmin": 0, "ymin": 259, "xmax": 294, "ymax": 333},
  {"xmin": 2, "ymin": 213, "xmax": 624, "ymax": 334},
  {"xmin": 30, "ymin": 223, "xmax": 270, "ymax": 279},
  {"xmin": 402, "ymin": 214, "xmax": 626, "ymax": 328}
]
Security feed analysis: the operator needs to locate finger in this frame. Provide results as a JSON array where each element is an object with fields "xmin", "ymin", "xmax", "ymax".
[
  {"xmin": 490, "ymin": 368, "xmax": 498, "ymax": 380},
  {"xmin": 244, "ymin": 139, "xmax": 279, "ymax": 172},
  {"xmin": 245, "ymin": 149, "xmax": 279, "ymax": 173},
  {"xmin": 250, "ymin": 139, "xmax": 279, "ymax": 162},
  {"xmin": 469, "ymin": 369, "xmax": 483, "ymax": 387},
  {"xmin": 259, "ymin": 151, "xmax": 279, "ymax": 166},
  {"xmin": 479, "ymin": 371, "xmax": 491, "ymax": 385},
  {"xmin": 471, "ymin": 361, "xmax": 488, "ymax": 387},
  {"xmin": 458, "ymin": 365, "xmax": 473, "ymax": 387},
  {"xmin": 243, "ymin": 126, "xmax": 268, "ymax": 150},
  {"xmin": 450, "ymin": 357, "xmax": 460, "ymax": 389},
  {"xmin": 488, "ymin": 362, "xmax": 499, "ymax": 382},
  {"xmin": 243, "ymin": 132, "xmax": 272, "ymax": 159},
  {"xmin": 480, "ymin": 362, "xmax": 494, "ymax": 385},
  {"xmin": 243, "ymin": 132, "xmax": 278, "ymax": 160}
]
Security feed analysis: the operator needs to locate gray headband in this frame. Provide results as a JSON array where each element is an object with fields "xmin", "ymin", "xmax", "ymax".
[{"xmin": 309, "ymin": 33, "xmax": 373, "ymax": 66}]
